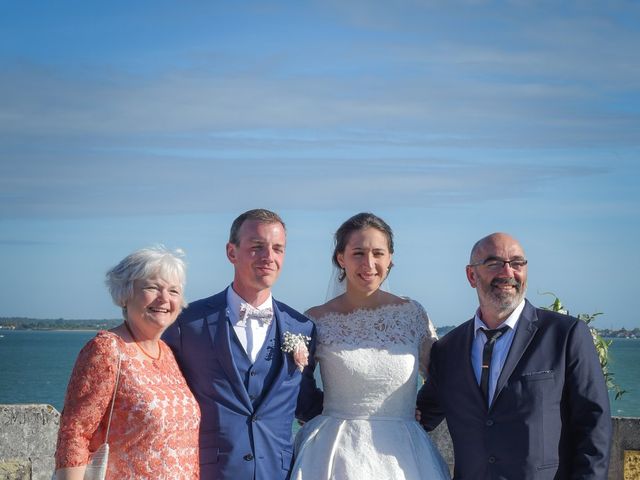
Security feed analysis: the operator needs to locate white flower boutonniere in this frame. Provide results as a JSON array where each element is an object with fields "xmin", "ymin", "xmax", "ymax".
[{"xmin": 282, "ymin": 332, "xmax": 311, "ymax": 372}]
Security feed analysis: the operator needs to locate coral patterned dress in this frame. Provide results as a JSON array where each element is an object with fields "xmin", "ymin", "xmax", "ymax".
[{"xmin": 55, "ymin": 331, "xmax": 200, "ymax": 479}]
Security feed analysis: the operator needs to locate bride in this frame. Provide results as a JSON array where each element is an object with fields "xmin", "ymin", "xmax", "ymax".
[{"xmin": 291, "ymin": 213, "xmax": 450, "ymax": 480}]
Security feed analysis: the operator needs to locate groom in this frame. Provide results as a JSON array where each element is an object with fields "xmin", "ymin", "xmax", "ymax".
[{"xmin": 164, "ymin": 209, "xmax": 323, "ymax": 480}]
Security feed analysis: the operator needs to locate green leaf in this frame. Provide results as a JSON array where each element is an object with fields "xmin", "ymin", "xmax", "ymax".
[{"xmin": 540, "ymin": 291, "xmax": 624, "ymax": 399}]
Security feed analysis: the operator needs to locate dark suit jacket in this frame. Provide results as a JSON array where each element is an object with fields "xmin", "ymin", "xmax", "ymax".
[
  {"xmin": 163, "ymin": 288, "xmax": 323, "ymax": 480},
  {"xmin": 417, "ymin": 300, "xmax": 611, "ymax": 479}
]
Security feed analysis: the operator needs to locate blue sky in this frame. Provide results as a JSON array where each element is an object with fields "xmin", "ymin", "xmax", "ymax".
[{"xmin": 1, "ymin": 1, "xmax": 638, "ymax": 329}]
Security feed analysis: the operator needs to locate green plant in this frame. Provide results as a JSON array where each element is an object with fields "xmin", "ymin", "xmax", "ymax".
[{"xmin": 541, "ymin": 293, "xmax": 626, "ymax": 400}]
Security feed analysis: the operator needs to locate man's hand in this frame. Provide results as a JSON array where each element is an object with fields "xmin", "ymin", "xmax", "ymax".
[{"xmin": 415, "ymin": 408, "xmax": 422, "ymax": 422}]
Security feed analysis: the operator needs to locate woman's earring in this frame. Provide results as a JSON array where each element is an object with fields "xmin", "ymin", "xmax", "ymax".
[{"xmin": 339, "ymin": 267, "xmax": 346, "ymax": 281}]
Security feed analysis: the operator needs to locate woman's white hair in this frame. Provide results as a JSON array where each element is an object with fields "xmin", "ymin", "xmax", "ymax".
[{"xmin": 105, "ymin": 245, "xmax": 187, "ymax": 318}]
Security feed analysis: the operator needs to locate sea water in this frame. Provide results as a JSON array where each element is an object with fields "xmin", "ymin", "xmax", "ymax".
[{"xmin": 0, "ymin": 329, "xmax": 638, "ymax": 416}]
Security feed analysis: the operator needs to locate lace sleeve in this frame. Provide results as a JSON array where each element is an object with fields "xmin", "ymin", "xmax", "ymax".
[
  {"xmin": 414, "ymin": 301, "xmax": 438, "ymax": 379},
  {"xmin": 55, "ymin": 333, "xmax": 119, "ymax": 468}
]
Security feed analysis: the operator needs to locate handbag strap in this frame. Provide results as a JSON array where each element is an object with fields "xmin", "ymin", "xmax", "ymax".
[{"xmin": 103, "ymin": 353, "xmax": 122, "ymax": 443}]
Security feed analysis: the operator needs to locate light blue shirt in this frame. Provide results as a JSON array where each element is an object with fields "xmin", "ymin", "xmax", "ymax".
[{"xmin": 471, "ymin": 299, "xmax": 525, "ymax": 406}]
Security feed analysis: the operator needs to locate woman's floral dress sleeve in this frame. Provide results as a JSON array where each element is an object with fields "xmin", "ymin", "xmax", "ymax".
[
  {"xmin": 55, "ymin": 334, "xmax": 118, "ymax": 468},
  {"xmin": 415, "ymin": 301, "xmax": 438, "ymax": 380}
]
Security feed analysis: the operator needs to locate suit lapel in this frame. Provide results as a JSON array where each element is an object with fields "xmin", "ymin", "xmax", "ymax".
[
  {"xmin": 491, "ymin": 300, "xmax": 538, "ymax": 409},
  {"xmin": 259, "ymin": 302, "xmax": 290, "ymax": 400},
  {"xmin": 207, "ymin": 296, "xmax": 253, "ymax": 411},
  {"xmin": 462, "ymin": 319, "xmax": 487, "ymax": 405}
]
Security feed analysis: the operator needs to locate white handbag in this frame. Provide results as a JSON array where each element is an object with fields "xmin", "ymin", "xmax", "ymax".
[
  {"xmin": 82, "ymin": 442, "xmax": 110, "ymax": 480},
  {"xmin": 84, "ymin": 354, "xmax": 121, "ymax": 480}
]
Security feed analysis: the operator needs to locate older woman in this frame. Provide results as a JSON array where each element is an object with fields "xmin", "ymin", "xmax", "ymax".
[{"xmin": 54, "ymin": 246, "xmax": 200, "ymax": 480}]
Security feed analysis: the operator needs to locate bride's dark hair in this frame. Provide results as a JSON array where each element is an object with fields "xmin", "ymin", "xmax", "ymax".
[{"xmin": 332, "ymin": 212, "xmax": 394, "ymax": 282}]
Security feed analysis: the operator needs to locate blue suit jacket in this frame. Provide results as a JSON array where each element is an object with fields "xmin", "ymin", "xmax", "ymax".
[
  {"xmin": 417, "ymin": 300, "xmax": 612, "ymax": 479},
  {"xmin": 163, "ymin": 288, "xmax": 323, "ymax": 480}
]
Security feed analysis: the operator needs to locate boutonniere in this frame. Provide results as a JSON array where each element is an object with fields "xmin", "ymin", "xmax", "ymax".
[{"xmin": 281, "ymin": 332, "xmax": 311, "ymax": 372}]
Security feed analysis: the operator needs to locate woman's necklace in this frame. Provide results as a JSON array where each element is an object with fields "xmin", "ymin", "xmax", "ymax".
[{"xmin": 124, "ymin": 321, "xmax": 161, "ymax": 361}]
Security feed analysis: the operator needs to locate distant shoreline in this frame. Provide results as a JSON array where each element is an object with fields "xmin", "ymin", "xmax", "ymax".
[
  {"xmin": 0, "ymin": 318, "xmax": 120, "ymax": 332},
  {"xmin": 42, "ymin": 329, "xmax": 104, "ymax": 332},
  {"xmin": 1, "ymin": 327, "xmax": 638, "ymax": 340},
  {"xmin": 1, "ymin": 318, "xmax": 638, "ymax": 338}
]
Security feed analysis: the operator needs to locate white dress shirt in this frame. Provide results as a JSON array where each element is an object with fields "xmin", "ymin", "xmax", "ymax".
[
  {"xmin": 471, "ymin": 299, "xmax": 525, "ymax": 405},
  {"xmin": 226, "ymin": 286, "xmax": 274, "ymax": 363}
]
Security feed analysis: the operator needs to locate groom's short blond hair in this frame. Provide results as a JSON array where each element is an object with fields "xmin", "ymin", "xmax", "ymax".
[{"xmin": 228, "ymin": 209, "xmax": 286, "ymax": 245}]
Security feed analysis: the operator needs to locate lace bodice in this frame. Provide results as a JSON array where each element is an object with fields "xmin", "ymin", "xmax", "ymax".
[{"xmin": 309, "ymin": 300, "xmax": 437, "ymax": 420}]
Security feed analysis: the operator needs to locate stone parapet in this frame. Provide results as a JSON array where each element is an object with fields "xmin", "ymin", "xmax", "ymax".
[
  {"xmin": 610, "ymin": 417, "xmax": 640, "ymax": 480},
  {"xmin": 0, "ymin": 404, "xmax": 638, "ymax": 479},
  {"xmin": 0, "ymin": 405, "xmax": 59, "ymax": 480}
]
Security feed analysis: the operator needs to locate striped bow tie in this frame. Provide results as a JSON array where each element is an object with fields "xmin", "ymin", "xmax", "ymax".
[{"xmin": 238, "ymin": 304, "xmax": 273, "ymax": 327}]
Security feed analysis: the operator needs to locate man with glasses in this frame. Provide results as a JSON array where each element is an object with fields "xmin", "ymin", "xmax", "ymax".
[{"xmin": 417, "ymin": 232, "xmax": 612, "ymax": 479}]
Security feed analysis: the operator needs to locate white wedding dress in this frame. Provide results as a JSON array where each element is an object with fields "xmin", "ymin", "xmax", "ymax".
[{"xmin": 292, "ymin": 300, "xmax": 450, "ymax": 480}]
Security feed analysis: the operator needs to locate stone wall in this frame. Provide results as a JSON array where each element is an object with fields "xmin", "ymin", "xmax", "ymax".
[
  {"xmin": 610, "ymin": 417, "xmax": 640, "ymax": 480},
  {"xmin": 430, "ymin": 418, "xmax": 640, "ymax": 479},
  {"xmin": 0, "ymin": 404, "xmax": 638, "ymax": 479},
  {"xmin": 0, "ymin": 405, "xmax": 58, "ymax": 480}
]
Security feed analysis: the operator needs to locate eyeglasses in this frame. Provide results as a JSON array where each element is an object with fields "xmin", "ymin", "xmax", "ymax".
[{"xmin": 469, "ymin": 258, "xmax": 528, "ymax": 271}]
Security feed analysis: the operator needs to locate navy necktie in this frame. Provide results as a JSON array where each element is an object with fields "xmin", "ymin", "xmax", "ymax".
[{"xmin": 480, "ymin": 326, "xmax": 509, "ymax": 405}]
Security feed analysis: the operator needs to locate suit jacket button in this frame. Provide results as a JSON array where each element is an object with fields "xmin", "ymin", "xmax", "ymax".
[
  {"xmin": 488, "ymin": 456, "xmax": 496, "ymax": 464},
  {"xmin": 252, "ymin": 415, "xmax": 258, "ymax": 422},
  {"xmin": 486, "ymin": 419, "xmax": 494, "ymax": 426},
  {"xmin": 250, "ymin": 371, "xmax": 257, "ymax": 376},
  {"xmin": 243, "ymin": 454, "xmax": 254, "ymax": 461}
]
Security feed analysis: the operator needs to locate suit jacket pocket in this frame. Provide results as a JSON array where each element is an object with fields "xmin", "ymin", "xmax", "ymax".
[
  {"xmin": 521, "ymin": 370, "xmax": 554, "ymax": 381},
  {"xmin": 200, "ymin": 431, "xmax": 226, "ymax": 465},
  {"xmin": 199, "ymin": 446, "xmax": 220, "ymax": 465},
  {"xmin": 507, "ymin": 370, "xmax": 555, "ymax": 415}
]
